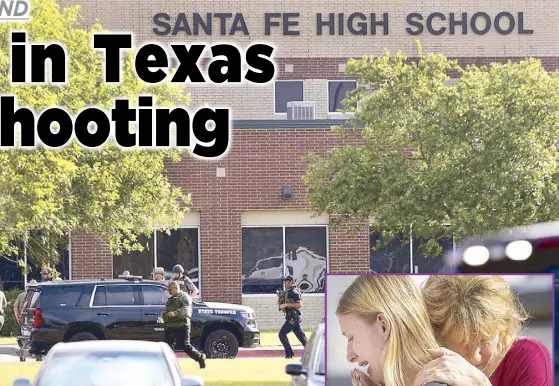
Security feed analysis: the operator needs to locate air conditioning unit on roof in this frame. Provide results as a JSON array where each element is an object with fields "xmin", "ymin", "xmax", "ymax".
[{"xmin": 287, "ymin": 101, "xmax": 315, "ymax": 120}]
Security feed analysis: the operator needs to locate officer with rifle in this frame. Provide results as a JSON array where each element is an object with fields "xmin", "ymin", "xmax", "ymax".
[
  {"xmin": 159, "ymin": 281, "xmax": 206, "ymax": 368},
  {"xmin": 277, "ymin": 275, "xmax": 308, "ymax": 358},
  {"xmin": 171, "ymin": 264, "xmax": 199, "ymax": 296}
]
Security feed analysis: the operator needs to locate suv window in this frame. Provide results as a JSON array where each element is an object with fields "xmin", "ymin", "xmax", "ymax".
[
  {"xmin": 92, "ymin": 285, "xmax": 139, "ymax": 306},
  {"xmin": 141, "ymin": 285, "xmax": 170, "ymax": 305},
  {"xmin": 40, "ymin": 285, "xmax": 84, "ymax": 308}
]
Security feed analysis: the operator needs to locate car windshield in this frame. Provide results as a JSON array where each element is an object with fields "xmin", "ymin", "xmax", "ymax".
[{"xmin": 36, "ymin": 351, "xmax": 176, "ymax": 386}]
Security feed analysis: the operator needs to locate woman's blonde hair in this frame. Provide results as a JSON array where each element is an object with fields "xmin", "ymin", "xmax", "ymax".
[
  {"xmin": 421, "ymin": 275, "xmax": 529, "ymax": 355},
  {"xmin": 336, "ymin": 275, "xmax": 440, "ymax": 386}
]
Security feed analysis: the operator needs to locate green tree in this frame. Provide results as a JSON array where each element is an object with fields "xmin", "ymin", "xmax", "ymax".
[
  {"xmin": 0, "ymin": 0, "xmax": 191, "ymax": 269},
  {"xmin": 305, "ymin": 48, "xmax": 559, "ymax": 256}
]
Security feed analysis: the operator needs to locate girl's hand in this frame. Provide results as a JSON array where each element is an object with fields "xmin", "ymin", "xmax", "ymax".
[{"xmin": 351, "ymin": 368, "xmax": 380, "ymax": 386}]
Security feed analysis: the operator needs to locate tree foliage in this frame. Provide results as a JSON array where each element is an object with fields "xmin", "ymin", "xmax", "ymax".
[
  {"xmin": 305, "ymin": 46, "xmax": 559, "ymax": 256},
  {"xmin": 0, "ymin": 0, "xmax": 191, "ymax": 269}
]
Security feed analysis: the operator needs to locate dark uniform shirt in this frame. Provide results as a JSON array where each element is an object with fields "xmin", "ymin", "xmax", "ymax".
[
  {"xmin": 283, "ymin": 286, "xmax": 302, "ymax": 321},
  {"xmin": 162, "ymin": 292, "xmax": 193, "ymax": 328}
]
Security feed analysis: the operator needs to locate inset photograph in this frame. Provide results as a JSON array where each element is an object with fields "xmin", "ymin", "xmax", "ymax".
[{"xmin": 326, "ymin": 274, "xmax": 553, "ymax": 386}]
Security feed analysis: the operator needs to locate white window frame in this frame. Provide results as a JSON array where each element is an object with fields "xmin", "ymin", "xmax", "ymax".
[
  {"xmin": 273, "ymin": 80, "xmax": 305, "ymax": 115},
  {"xmin": 154, "ymin": 226, "xmax": 202, "ymax": 296},
  {"xmin": 327, "ymin": 80, "xmax": 358, "ymax": 114},
  {"xmin": 241, "ymin": 224, "xmax": 329, "ymax": 297}
]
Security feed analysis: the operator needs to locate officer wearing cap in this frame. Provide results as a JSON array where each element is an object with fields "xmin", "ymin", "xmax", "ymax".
[
  {"xmin": 278, "ymin": 275, "xmax": 308, "ymax": 358},
  {"xmin": 153, "ymin": 267, "xmax": 166, "ymax": 282},
  {"xmin": 14, "ymin": 280, "xmax": 37, "ymax": 326},
  {"xmin": 171, "ymin": 265, "xmax": 199, "ymax": 296}
]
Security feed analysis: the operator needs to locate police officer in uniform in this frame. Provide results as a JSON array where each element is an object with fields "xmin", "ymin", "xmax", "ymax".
[
  {"xmin": 278, "ymin": 275, "xmax": 308, "ymax": 358},
  {"xmin": 171, "ymin": 264, "xmax": 199, "ymax": 296},
  {"xmin": 162, "ymin": 281, "xmax": 206, "ymax": 368}
]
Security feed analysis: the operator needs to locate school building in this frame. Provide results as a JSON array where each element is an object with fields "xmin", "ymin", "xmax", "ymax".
[{"xmin": 47, "ymin": 0, "xmax": 558, "ymax": 329}]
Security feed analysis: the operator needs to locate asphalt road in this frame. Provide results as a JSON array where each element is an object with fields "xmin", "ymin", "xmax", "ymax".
[{"xmin": 327, "ymin": 321, "xmax": 553, "ymax": 386}]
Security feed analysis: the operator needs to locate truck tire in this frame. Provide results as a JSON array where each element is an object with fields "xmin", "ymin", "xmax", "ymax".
[
  {"xmin": 69, "ymin": 332, "xmax": 98, "ymax": 342},
  {"xmin": 204, "ymin": 330, "xmax": 239, "ymax": 359}
]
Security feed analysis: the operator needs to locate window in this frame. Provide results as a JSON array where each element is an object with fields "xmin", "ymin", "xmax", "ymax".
[
  {"xmin": 113, "ymin": 234, "xmax": 154, "ymax": 280},
  {"xmin": 157, "ymin": 228, "xmax": 200, "ymax": 287},
  {"xmin": 274, "ymin": 81, "xmax": 304, "ymax": 113},
  {"xmin": 242, "ymin": 226, "xmax": 327, "ymax": 294},
  {"xmin": 93, "ymin": 285, "xmax": 138, "ymax": 306},
  {"xmin": 41, "ymin": 285, "xmax": 83, "ymax": 308},
  {"xmin": 111, "ymin": 228, "xmax": 201, "ymax": 292},
  {"xmin": 328, "ymin": 81, "xmax": 357, "ymax": 113},
  {"xmin": 142, "ymin": 285, "xmax": 170, "ymax": 306},
  {"xmin": 369, "ymin": 230, "xmax": 454, "ymax": 273}
]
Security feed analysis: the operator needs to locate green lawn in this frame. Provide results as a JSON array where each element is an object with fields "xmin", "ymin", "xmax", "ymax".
[
  {"xmin": 0, "ymin": 337, "xmax": 15, "ymax": 345},
  {"xmin": 0, "ymin": 358, "xmax": 293, "ymax": 386},
  {"xmin": 0, "ymin": 330, "xmax": 313, "ymax": 348},
  {"xmin": 258, "ymin": 329, "xmax": 312, "ymax": 347}
]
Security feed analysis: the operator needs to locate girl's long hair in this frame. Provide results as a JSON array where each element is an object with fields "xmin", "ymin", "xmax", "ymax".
[{"xmin": 336, "ymin": 275, "xmax": 440, "ymax": 386}]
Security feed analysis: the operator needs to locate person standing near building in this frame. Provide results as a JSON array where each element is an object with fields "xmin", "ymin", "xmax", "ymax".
[
  {"xmin": 14, "ymin": 280, "xmax": 37, "ymax": 325},
  {"xmin": 278, "ymin": 275, "xmax": 308, "ymax": 358},
  {"xmin": 153, "ymin": 267, "xmax": 166, "ymax": 282},
  {"xmin": 161, "ymin": 281, "xmax": 206, "ymax": 368},
  {"xmin": 0, "ymin": 282, "xmax": 7, "ymax": 332},
  {"xmin": 171, "ymin": 264, "xmax": 199, "ymax": 296},
  {"xmin": 40, "ymin": 267, "xmax": 54, "ymax": 282}
]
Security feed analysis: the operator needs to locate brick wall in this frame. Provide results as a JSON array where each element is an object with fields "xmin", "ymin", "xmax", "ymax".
[
  {"xmin": 242, "ymin": 294, "xmax": 324, "ymax": 330},
  {"xmin": 70, "ymin": 232, "xmax": 112, "ymax": 279},
  {"xmin": 56, "ymin": 0, "xmax": 559, "ymax": 120},
  {"xmin": 70, "ymin": 128, "xmax": 372, "ymax": 304},
  {"xmin": 165, "ymin": 128, "xmax": 370, "ymax": 305}
]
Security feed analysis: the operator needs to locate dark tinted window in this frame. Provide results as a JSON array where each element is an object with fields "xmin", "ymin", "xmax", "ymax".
[
  {"xmin": 142, "ymin": 285, "xmax": 170, "ymax": 306},
  {"xmin": 112, "ymin": 234, "xmax": 154, "ymax": 280},
  {"xmin": 285, "ymin": 227, "xmax": 327, "ymax": 293},
  {"xmin": 92, "ymin": 285, "xmax": 139, "ymax": 306},
  {"xmin": 108, "ymin": 285, "xmax": 138, "ymax": 306},
  {"xmin": 274, "ymin": 81, "xmax": 303, "ymax": 113},
  {"xmin": 40, "ymin": 285, "xmax": 83, "ymax": 308},
  {"xmin": 157, "ymin": 228, "xmax": 200, "ymax": 287},
  {"xmin": 242, "ymin": 227, "xmax": 283, "ymax": 294},
  {"xmin": 76, "ymin": 285, "xmax": 95, "ymax": 308},
  {"xmin": 328, "ymin": 81, "xmax": 357, "ymax": 113}
]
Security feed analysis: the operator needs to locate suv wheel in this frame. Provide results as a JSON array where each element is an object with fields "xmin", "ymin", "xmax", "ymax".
[
  {"xmin": 204, "ymin": 330, "xmax": 239, "ymax": 359},
  {"xmin": 69, "ymin": 332, "xmax": 98, "ymax": 342}
]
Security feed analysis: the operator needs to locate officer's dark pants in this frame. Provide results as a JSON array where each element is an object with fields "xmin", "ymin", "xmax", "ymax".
[
  {"xmin": 165, "ymin": 319, "xmax": 204, "ymax": 362},
  {"xmin": 279, "ymin": 318, "xmax": 307, "ymax": 357}
]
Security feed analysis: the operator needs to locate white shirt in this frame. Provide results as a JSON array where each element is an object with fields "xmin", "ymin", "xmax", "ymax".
[{"xmin": 0, "ymin": 291, "xmax": 7, "ymax": 313}]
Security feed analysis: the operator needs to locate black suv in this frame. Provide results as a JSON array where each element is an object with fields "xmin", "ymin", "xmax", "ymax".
[{"xmin": 18, "ymin": 278, "xmax": 260, "ymax": 360}]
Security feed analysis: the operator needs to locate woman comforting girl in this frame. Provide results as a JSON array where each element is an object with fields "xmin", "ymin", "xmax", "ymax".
[{"xmin": 336, "ymin": 275, "xmax": 551, "ymax": 386}]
